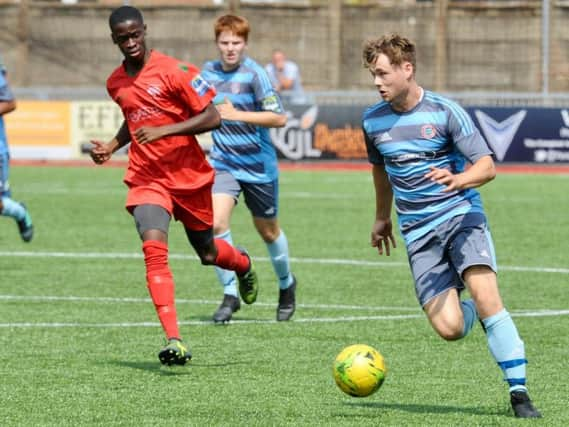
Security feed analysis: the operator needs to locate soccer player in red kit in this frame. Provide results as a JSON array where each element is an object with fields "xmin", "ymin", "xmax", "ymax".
[{"xmin": 90, "ymin": 5, "xmax": 259, "ymax": 366}]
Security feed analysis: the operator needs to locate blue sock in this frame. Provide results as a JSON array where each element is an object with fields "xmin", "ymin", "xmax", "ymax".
[
  {"xmin": 266, "ymin": 230, "xmax": 293, "ymax": 289},
  {"xmin": 1, "ymin": 197, "xmax": 26, "ymax": 222},
  {"xmin": 461, "ymin": 299, "xmax": 478, "ymax": 337},
  {"xmin": 213, "ymin": 230, "xmax": 238, "ymax": 297},
  {"xmin": 482, "ymin": 309, "xmax": 528, "ymax": 392}
]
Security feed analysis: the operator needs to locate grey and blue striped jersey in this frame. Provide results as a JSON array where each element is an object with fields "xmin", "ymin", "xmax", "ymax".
[
  {"xmin": 363, "ymin": 90, "xmax": 494, "ymax": 245},
  {"xmin": 202, "ymin": 57, "xmax": 284, "ymax": 183}
]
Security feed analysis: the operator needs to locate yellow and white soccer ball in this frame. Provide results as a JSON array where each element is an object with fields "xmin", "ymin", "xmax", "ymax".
[{"xmin": 333, "ymin": 344, "xmax": 387, "ymax": 397}]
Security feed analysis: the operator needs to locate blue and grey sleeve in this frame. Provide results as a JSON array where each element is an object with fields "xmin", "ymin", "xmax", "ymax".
[
  {"xmin": 363, "ymin": 122, "xmax": 384, "ymax": 165},
  {"xmin": 447, "ymin": 102, "xmax": 493, "ymax": 163},
  {"xmin": 253, "ymin": 69, "xmax": 284, "ymax": 114}
]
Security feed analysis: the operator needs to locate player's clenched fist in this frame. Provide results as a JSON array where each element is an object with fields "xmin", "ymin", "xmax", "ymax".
[{"xmin": 90, "ymin": 140, "xmax": 113, "ymax": 165}]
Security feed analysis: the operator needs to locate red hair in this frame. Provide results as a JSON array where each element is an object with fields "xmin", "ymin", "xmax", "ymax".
[{"xmin": 214, "ymin": 14, "xmax": 250, "ymax": 42}]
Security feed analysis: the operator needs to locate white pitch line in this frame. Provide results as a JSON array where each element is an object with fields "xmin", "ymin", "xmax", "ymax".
[
  {"xmin": 511, "ymin": 309, "xmax": 569, "ymax": 317},
  {"xmin": 0, "ymin": 294, "xmax": 419, "ymax": 312},
  {"xmin": 1, "ymin": 251, "xmax": 568, "ymax": 274},
  {"xmin": 0, "ymin": 310, "xmax": 568, "ymax": 329}
]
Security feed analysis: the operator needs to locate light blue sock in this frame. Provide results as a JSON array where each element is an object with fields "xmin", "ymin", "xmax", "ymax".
[
  {"xmin": 266, "ymin": 230, "xmax": 293, "ymax": 289},
  {"xmin": 461, "ymin": 299, "xmax": 478, "ymax": 337},
  {"xmin": 213, "ymin": 230, "xmax": 238, "ymax": 297},
  {"xmin": 482, "ymin": 309, "xmax": 528, "ymax": 392},
  {"xmin": 1, "ymin": 197, "xmax": 27, "ymax": 222}
]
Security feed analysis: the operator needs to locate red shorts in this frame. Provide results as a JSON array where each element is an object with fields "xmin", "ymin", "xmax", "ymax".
[{"xmin": 125, "ymin": 182, "xmax": 213, "ymax": 231}]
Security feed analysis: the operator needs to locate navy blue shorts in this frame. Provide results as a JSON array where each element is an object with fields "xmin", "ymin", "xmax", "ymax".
[
  {"xmin": 212, "ymin": 170, "xmax": 279, "ymax": 219},
  {"xmin": 406, "ymin": 212, "xmax": 497, "ymax": 307}
]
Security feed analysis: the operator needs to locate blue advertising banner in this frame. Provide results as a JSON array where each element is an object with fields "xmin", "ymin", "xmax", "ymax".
[
  {"xmin": 274, "ymin": 103, "xmax": 569, "ymax": 163},
  {"xmin": 467, "ymin": 107, "xmax": 569, "ymax": 163}
]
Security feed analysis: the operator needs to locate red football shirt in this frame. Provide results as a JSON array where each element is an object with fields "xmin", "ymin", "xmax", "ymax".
[{"xmin": 107, "ymin": 50, "xmax": 216, "ymax": 193}]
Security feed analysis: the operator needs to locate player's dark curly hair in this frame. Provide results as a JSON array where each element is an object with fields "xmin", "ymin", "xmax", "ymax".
[
  {"xmin": 362, "ymin": 34, "xmax": 416, "ymax": 73},
  {"xmin": 109, "ymin": 5, "xmax": 144, "ymax": 30}
]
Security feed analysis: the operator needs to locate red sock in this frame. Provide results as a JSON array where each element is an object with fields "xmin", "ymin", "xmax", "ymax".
[
  {"xmin": 143, "ymin": 240, "xmax": 180, "ymax": 340},
  {"xmin": 213, "ymin": 238, "xmax": 250, "ymax": 275}
]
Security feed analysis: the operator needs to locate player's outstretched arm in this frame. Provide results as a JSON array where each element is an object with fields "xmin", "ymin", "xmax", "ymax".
[
  {"xmin": 371, "ymin": 164, "xmax": 396, "ymax": 256},
  {"xmin": 216, "ymin": 97, "xmax": 286, "ymax": 128},
  {"xmin": 425, "ymin": 155, "xmax": 496, "ymax": 192},
  {"xmin": 90, "ymin": 121, "xmax": 131, "ymax": 164},
  {"xmin": 134, "ymin": 103, "xmax": 221, "ymax": 144}
]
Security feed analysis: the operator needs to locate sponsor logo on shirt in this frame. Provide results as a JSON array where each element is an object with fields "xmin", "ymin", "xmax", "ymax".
[
  {"xmin": 146, "ymin": 84, "xmax": 162, "ymax": 98},
  {"xmin": 390, "ymin": 153, "xmax": 424, "ymax": 163},
  {"xmin": 262, "ymin": 95, "xmax": 280, "ymax": 113},
  {"xmin": 127, "ymin": 106, "xmax": 164, "ymax": 123},
  {"xmin": 421, "ymin": 124, "xmax": 436, "ymax": 139},
  {"xmin": 191, "ymin": 74, "xmax": 211, "ymax": 97}
]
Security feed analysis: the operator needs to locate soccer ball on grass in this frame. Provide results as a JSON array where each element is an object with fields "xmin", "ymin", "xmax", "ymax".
[{"xmin": 333, "ymin": 344, "xmax": 387, "ymax": 397}]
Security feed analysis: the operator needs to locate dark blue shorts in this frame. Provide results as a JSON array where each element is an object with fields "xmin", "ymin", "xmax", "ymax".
[
  {"xmin": 406, "ymin": 213, "xmax": 497, "ymax": 307},
  {"xmin": 212, "ymin": 169, "xmax": 279, "ymax": 219}
]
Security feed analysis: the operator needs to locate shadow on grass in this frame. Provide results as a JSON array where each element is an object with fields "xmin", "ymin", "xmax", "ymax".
[
  {"xmin": 342, "ymin": 400, "xmax": 503, "ymax": 417},
  {"xmin": 109, "ymin": 360, "xmax": 191, "ymax": 376},
  {"xmin": 109, "ymin": 359, "xmax": 249, "ymax": 376},
  {"xmin": 183, "ymin": 314, "xmax": 279, "ymax": 324}
]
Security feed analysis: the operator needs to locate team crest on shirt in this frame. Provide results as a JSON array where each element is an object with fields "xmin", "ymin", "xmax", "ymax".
[
  {"xmin": 178, "ymin": 63, "xmax": 189, "ymax": 73},
  {"xmin": 421, "ymin": 124, "xmax": 436, "ymax": 139},
  {"xmin": 230, "ymin": 82, "xmax": 241, "ymax": 94},
  {"xmin": 190, "ymin": 74, "xmax": 211, "ymax": 96}
]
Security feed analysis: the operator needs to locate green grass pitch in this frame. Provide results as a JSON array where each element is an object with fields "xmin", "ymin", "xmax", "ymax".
[{"xmin": 1, "ymin": 165, "xmax": 568, "ymax": 426}]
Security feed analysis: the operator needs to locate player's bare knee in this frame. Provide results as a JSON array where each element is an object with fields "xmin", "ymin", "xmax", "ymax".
[
  {"xmin": 439, "ymin": 330, "xmax": 463, "ymax": 341},
  {"xmin": 213, "ymin": 223, "xmax": 228, "ymax": 236},
  {"xmin": 259, "ymin": 228, "xmax": 280, "ymax": 243},
  {"xmin": 429, "ymin": 313, "xmax": 464, "ymax": 340},
  {"xmin": 434, "ymin": 323, "xmax": 464, "ymax": 341},
  {"xmin": 198, "ymin": 250, "xmax": 217, "ymax": 265}
]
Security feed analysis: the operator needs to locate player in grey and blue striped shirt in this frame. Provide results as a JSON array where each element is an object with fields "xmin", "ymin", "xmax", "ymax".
[
  {"xmin": 202, "ymin": 15, "xmax": 297, "ymax": 324},
  {"xmin": 363, "ymin": 88, "xmax": 490, "ymax": 246},
  {"xmin": 361, "ymin": 34, "xmax": 540, "ymax": 418},
  {"xmin": 203, "ymin": 55, "xmax": 282, "ymax": 183}
]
